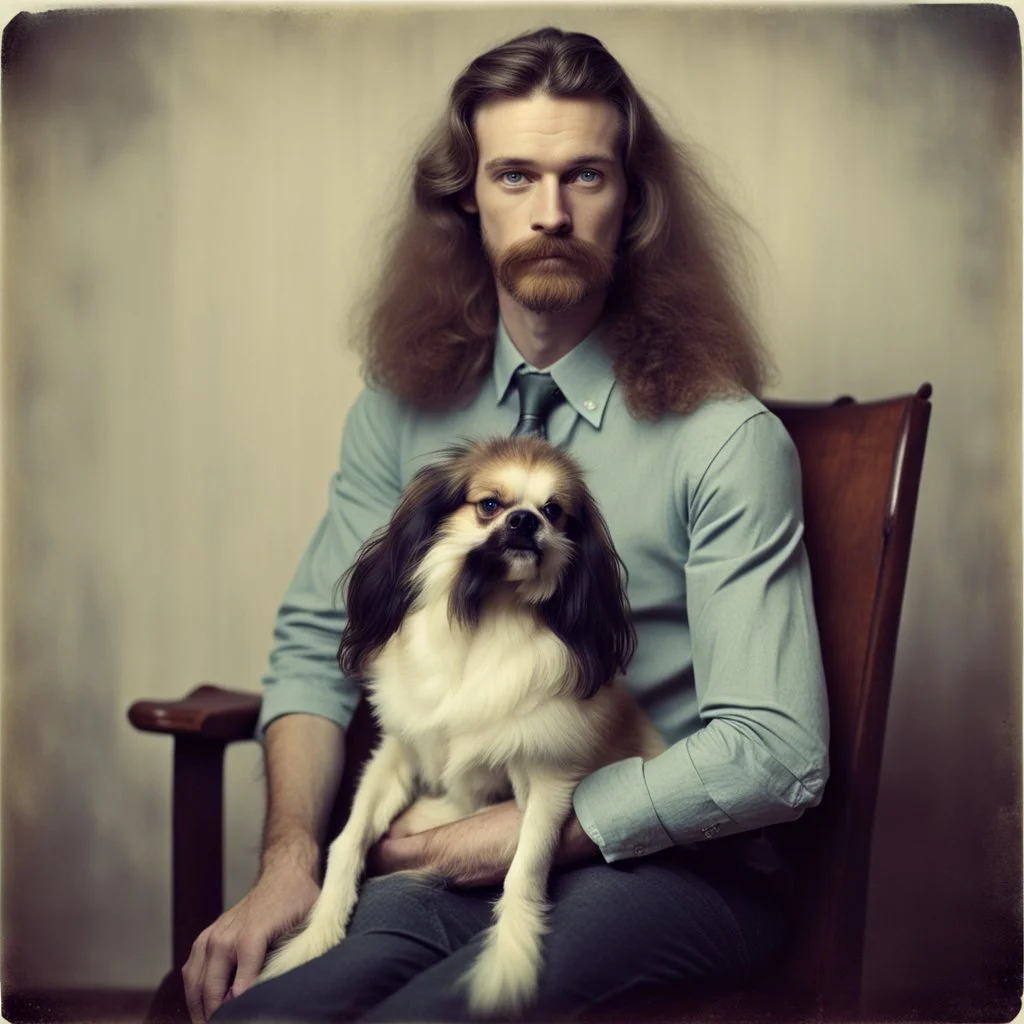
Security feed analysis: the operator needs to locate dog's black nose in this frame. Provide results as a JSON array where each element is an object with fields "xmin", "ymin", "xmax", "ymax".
[{"xmin": 507, "ymin": 509, "xmax": 540, "ymax": 536}]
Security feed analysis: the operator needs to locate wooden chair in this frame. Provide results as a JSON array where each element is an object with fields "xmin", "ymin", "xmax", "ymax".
[{"xmin": 129, "ymin": 385, "xmax": 933, "ymax": 1023}]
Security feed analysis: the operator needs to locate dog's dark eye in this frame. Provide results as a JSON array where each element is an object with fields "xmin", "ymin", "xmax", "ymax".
[
  {"xmin": 477, "ymin": 498, "xmax": 501, "ymax": 517},
  {"xmin": 541, "ymin": 502, "xmax": 562, "ymax": 522}
]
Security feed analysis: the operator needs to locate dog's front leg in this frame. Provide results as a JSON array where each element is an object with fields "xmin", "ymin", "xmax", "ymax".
[
  {"xmin": 464, "ymin": 770, "xmax": 577, "ymax": 1015},
  {"xmin": 258, "ymin": 734, "xmax": 417, "ymax": 982}
]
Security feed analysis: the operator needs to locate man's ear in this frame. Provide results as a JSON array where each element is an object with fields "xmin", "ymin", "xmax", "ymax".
[{"xmin": 459, "ymin": 186, "xmax": 479, "ymax": 215}]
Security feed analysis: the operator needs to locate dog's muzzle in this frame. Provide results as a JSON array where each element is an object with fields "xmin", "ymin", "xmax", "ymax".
[{"xmin": 504, "ymin": 509, "xmax": 541, "ymax": 552}]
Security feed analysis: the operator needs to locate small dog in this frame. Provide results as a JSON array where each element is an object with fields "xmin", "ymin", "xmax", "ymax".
[{"xmin": 258, "ymin": 436, "xmax": 665, "ymax": 1013}]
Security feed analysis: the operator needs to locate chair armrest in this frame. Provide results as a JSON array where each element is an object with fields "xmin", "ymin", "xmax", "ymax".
[
  {"xmin": 128, "ymin": 685, "xmax": 262, "ymax": 971},
  {"xmin": 128, "ymin": 684, "xmax": 261, "ymax": 743}
]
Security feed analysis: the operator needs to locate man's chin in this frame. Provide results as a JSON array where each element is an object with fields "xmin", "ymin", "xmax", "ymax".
[{"xmin": 510, "ymin": 274, "xmax": 593, "ymax": 313}]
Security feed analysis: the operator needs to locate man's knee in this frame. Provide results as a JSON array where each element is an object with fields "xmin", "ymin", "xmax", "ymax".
[{"xmin": 534, "ymin": 856, "xmax": 779, "ymax": 1000}]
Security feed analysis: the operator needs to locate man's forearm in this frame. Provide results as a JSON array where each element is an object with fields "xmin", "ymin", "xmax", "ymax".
[
  {"xmin": 261, "ymin": 713, "xmax": 346, "ymax": 881},
  {"xmin": 368, "ymin": 800, "xmax": 601, "ymax": 887}
]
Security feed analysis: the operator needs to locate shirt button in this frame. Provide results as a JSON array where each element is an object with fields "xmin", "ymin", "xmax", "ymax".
[
  {"xmin": 632, "ymin": 844, "xmax": 647, "ymax": 856},
  {"xmin": 583, "ymin": 400, "xmax": 596, "ymax": 411}
]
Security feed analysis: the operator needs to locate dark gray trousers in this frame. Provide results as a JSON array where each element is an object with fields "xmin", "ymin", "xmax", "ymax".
[{"xmin": 213, "ymin": 848, "xmax": 788, "ymax": 1023}]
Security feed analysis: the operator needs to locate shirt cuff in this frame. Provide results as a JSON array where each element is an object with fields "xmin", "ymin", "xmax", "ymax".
[
  {"xmin": 572, "ymin": 757, "xmax": 675, "ymax": 862},
  {"xmin": 256, "ymin": 676, "xmax": 362, "ymax": 742},
  {"xmin": 643, "ymin": 742, "xmax": 735, "ymax": 844}
]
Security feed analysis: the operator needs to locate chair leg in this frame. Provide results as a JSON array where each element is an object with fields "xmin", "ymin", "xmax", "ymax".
[
  {"xmin": 172, "ymin": 736, "xmax": 227, "ymax": 970},
  {"xmin": 143, "ymin": 736, "xmax": 228, "ymax": 1024}
]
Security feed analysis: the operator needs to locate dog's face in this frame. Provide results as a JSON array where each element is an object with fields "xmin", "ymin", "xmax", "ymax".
[
  {"xmin": 339, "ymin": 436, "xmax": 636, "ymax": 698},
  {"xmin": 437, "ymin": 440, "xmax": 581, "ymax": 602}
]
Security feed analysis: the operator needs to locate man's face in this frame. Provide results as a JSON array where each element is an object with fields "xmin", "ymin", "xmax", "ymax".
[{"xmin": 464, "ymin": 92, "xmax": 629, "ymax": 314}]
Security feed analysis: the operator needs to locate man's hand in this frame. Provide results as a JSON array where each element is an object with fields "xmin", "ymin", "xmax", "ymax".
[
  {"xmin": 182, "ymin": 860, "xmax": 320, "ymax": 1024},
  {"xmin": 366, "ymin": 799, "xmax": 601, "ymax": 887}
]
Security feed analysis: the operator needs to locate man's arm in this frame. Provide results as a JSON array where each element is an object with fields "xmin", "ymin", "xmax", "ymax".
[
  {"xmin": 182, "ymin": 714, "xmax": 345, "ymax": 1024},
  {"xmin": 260, "ymin": 714, "xmax": 347, "ymax": 879},
  {"xmin": 367, "ymin": 799, "xmax": 601, "ymax": 887},
  {"xmin": 573, "ymin": 410, "xmax": 830, "ymax": 862}
]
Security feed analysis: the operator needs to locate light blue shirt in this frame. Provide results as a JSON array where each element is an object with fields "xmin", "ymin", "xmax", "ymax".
[{"xmin": 259, "ymin": 322, "xmax": 830, "ymax": 865}]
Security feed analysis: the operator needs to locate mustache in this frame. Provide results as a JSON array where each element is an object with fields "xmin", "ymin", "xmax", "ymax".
[{"xmin": 495, "ymin": 235, "xmax": 615, "ymax": 278}]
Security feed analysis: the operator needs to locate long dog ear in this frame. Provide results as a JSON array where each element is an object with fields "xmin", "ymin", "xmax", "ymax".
[
  {"xmin": 540, "ymin": 490, "xmax": 637, "ymax": 699},
  {"xmin": 338, "ymin": 456, "xmax": 466, "ymax": 679}
]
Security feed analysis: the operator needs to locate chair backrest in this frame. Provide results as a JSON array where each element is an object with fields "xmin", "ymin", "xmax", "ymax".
[{"xmin": 762, "ymin": 386, "xmax": 932, "ymax": 1019}]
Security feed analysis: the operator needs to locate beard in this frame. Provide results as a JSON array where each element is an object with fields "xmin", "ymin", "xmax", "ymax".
[{"xmin": 485, "ymin": 233, "xmax": 616, "ymax": 314}]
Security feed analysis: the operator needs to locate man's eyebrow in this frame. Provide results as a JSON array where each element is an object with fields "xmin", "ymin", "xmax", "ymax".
[{"xmin": 482, "ymin": 155, "xmax": 617, "ymax": 172}]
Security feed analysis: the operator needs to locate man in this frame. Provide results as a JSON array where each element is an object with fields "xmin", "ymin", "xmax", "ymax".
[{"xmin": 187, "ymin": 26, "xmax": 829, "ymax": 1023}]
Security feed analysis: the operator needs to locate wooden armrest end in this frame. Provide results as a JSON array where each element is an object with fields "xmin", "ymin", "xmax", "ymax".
[{"xmin": 128, "ymin": 684, "xmax": 261, "ymax": 742}]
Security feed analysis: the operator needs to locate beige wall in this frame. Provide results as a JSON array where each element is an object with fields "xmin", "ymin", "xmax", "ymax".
[{"xmin": 2, "ymin": 5, "xmax": 1019, "ymax": 1019}]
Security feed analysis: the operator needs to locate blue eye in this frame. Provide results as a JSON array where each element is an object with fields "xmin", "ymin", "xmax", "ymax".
[
  {"xmin": 576, "ymin": 169, "xmax": 600, "ymax": 184},
  {"xmin": 478, "ymin": 498, "xmax": 501, "ymax": 516},
  {"xmin": 501, "ymin": 171, "xmax": 526, "ymax": 185}
]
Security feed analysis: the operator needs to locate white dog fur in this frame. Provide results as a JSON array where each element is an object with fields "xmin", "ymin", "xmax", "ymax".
[{"xmin": 257, "ymin": 436, "xmax": 664, "ymax": 1014}]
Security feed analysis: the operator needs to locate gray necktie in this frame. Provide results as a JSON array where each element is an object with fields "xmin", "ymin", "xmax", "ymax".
[{"xmin": 511, "ymin": 370, "xmax": 565, "ymax": 439}]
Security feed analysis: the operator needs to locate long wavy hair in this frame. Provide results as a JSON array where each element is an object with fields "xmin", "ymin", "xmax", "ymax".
[{"xmin": 355, "ymin": 27, "xmax": 772, "ymax": 420}]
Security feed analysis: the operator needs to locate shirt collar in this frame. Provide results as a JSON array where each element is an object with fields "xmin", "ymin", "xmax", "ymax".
[{"xmin": 491, "ymin": 318, "xmax": 617, "ymax": 430}]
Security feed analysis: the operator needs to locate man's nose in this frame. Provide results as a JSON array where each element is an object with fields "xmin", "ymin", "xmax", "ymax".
[{"xmin": 530, "ymin": 179, "xmax": 571, "ymax": 234}]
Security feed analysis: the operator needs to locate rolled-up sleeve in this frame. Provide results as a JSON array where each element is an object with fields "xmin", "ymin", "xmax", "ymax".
[
  {"xmin": 257, "ymin": 387, "xmax": 405, "ymax": 741},
  {"xmin": 574, "ymin": 411, "xmax": 830, "ymax": 861}
]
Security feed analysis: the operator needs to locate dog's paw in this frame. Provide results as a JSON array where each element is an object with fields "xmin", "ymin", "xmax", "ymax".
[
  {"xmin": 464, "ymin": 925, "xmax": 541, "ymax": 1015},
  {"xmin": 257, "ymin": 917, "xmax": 347, "ymax": 984}
]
